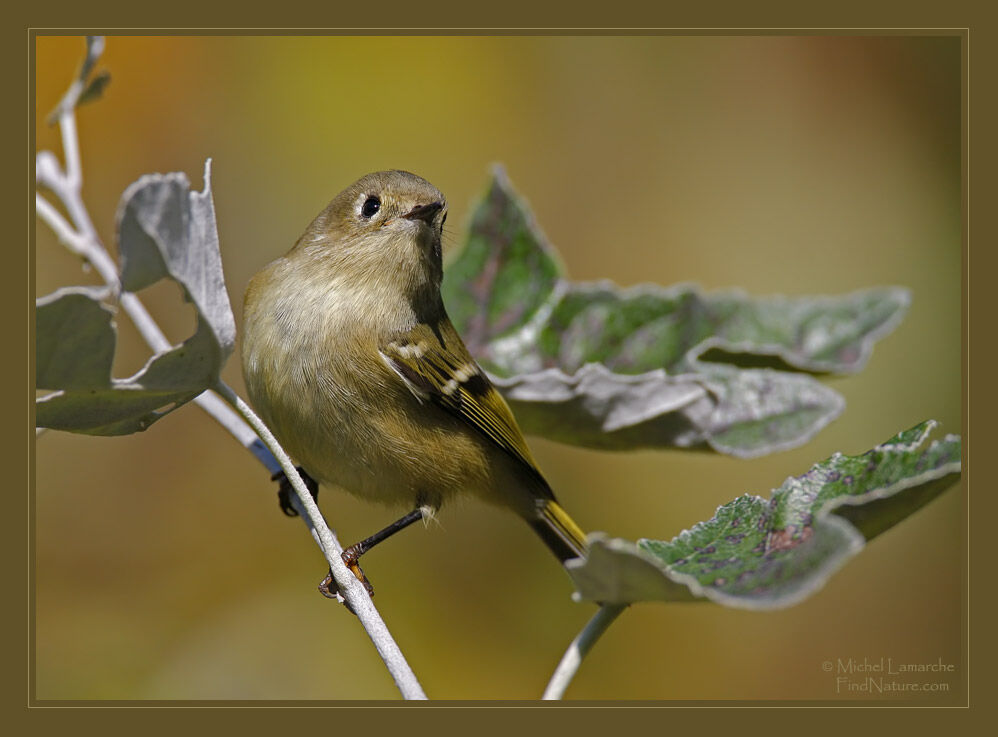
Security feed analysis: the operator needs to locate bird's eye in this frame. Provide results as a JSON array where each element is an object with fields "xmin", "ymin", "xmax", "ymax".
[{"xmin": 361, "ymin": 196, "xmax": 381, "ymax": 218}]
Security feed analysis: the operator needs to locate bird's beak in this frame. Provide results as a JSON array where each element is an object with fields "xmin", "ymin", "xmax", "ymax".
[{"xmin": 402, "ymin": 201, "xmax": 444, "ymax": 224}]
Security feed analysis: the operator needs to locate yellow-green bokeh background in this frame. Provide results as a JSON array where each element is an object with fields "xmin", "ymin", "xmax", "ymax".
[{"xmin": 34, "ymin": 35, "xmax": 962, "ymax": 701}]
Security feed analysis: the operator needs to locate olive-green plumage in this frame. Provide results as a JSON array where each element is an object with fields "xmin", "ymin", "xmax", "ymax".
[{"xmin": 241, "ymin": 170, "xmax": 586, "ymax": 564}]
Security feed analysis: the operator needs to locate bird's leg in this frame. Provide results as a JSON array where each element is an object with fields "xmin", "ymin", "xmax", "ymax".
[
  {"xmin": 318, "ymin": 507, "xmax": 425, "ymax": 601},
  {"xmin": 272, "ymin": 466, "xmax": 319, "ymax": 517}
]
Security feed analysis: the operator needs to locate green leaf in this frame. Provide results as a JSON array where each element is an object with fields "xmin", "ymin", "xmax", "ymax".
[
  {"xmin": 538, "ymin": 282, "xmax": 910, "ymax": 376},
  {"xmin": 79, "ymin": 36, "xmax": 105, "ymax": 83},
  {"xmin": 442, "ymin": 167, "xmax": 908, "ymax": 455},
  {"xmin": 567, "ymin": 421, "xmax": 962, "ymax": 608},
  {"xmin": 36, "ymin": 287, "xmax": 115, "ymax": 391},
  {"xmin": 77, "ymin": 70, "xmax": 111, "ymax": 108},
  {"xmin": 34, "ymin": 289, "xmax": 209, "ymax": 435},
  {"xmin": 46, "ymin": 36, "xmax": 108, "ymax": 124},
  {"xmin": 36, "ymin": 386, "xmax": 202, "ymax": 436},
  {"xmin": 443, "ymin": 166, "xmax": 564, "ymax": 362},
  {"xmin": 35, "ymin": 161, "xmax": 235, "ymax": 436}
]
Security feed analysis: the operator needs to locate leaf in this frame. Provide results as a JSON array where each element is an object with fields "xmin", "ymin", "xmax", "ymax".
[
  {"xmin": 566, "ymin": 421, "xmax": 962, "ymax": 608},
  {"xmin": 79, "ymin": 36, "xmax": 105, "ymax": 82},
  {"xmin": 77, "ymin": 70, "xmax": 111, "ymax": 108},
  {"xmin": 36, "ymin": 287, "xmax": 115, "ymax": 390},
  {"xmin": 117, "ymin": 159, "xmax": 235, "ymax": 364},
  {"xmin": 443, "ymin": 167, "xmax": 564, "ymax": 362},
  {"xmin": 491, "ymin": 363, "xmax": 844, "ymax": 456},
  {"xmin": 441, "ymin": 167, "xmax": 908, "ymax": 455},
  {"xmin": 36, "ymin": 385, "xmax": 202, "ymax": 436},
  {"xmin": 539, "ymin": 281, "xmax": 910, "ymax": 376},
  {"xmin": 47, "ymin": 36, "xmax": 109, "ymax": 124},
  {"xmin": 35, "ymin": 162, "xmax": 235, "ymax": 436},
  {"xmin": 34, "ymin": 288, "xmax": 207, "ymax": 435}
]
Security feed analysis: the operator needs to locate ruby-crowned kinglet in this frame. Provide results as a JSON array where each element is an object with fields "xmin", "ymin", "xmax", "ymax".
[{"xmin": 241, "ymin": 170, "xmax": 587, "ymax": 595}]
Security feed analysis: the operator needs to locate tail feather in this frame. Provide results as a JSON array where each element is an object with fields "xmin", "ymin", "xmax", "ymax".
[{"xmin": 529, "ymin": 500, "xmax": 588, "ymax": 563}]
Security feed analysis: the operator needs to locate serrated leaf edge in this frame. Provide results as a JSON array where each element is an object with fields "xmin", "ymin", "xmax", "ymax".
[
  {"xmin": 554, "ymin": 280, "xmax": 911, "ymax": 375},
  {"xmin": 572, "ymin": 422, "xmax": 960, "ymax": 609}
]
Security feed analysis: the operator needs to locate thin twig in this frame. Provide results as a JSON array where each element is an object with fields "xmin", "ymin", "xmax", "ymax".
[
  {"xmin": 36, "ymin": 56, "xmax": 279, "ymax": 480},
  {"xmin": 35, "ymin": 193, "xmax": 87, "ymax": 254},
  {"xmin": 542, "ymin": 603, "xmax": 627, "ymax": 700},
  {"xmin": 37, "ymin": 117, "xmax": 269, "ymax": 460},
  {"xmin": 36, "ymin": 187, "xmax": 263, "ymax": 463},
  {"xmin": 214, "ymin": 383, "xmax": 427, "ymax": 700},
  {"xmin": 47, "ymin": 36, "xmax": 105, "ymax": 125},
  {"xmin": 35, "ymin": 38, "xmax": 427, "ymax": 700}
]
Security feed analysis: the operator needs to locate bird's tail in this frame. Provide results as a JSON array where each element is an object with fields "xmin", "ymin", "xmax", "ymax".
[{"xmin": 529, "ymin": 499, "xmax": 588, "ymax": 564}]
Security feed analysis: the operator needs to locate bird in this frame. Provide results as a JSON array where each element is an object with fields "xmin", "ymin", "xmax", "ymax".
[{"xmin": 241, "ymin": 170, "xmax": 587, "ymax": 598}]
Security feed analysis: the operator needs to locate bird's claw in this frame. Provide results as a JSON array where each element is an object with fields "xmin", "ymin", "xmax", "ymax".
[
  {"xmin": 318, "ymin": 551, "xmax": 375, "ymax": 613},
  {"xmin": 272, "ymin": 466, "xmax": 319, "ymax": 517}
]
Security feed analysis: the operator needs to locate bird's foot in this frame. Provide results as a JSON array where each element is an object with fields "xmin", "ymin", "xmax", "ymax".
[
  {"xmin": 272, "ymin": 466, "xmax": 319, "ymax": 517},
  {"xmin": 318, "ymin": 545, "xmax": 375, "ymax": 611}
]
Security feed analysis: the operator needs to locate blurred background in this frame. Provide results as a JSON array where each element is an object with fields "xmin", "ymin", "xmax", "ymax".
[{"xmin": 34, "ymin": 35, "xmax": 962, "ymax": 701}]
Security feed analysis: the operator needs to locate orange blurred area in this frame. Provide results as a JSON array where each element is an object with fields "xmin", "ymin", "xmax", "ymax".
[{"xmin": 34, "ymin": 35, "xmax": 962, "ymax": 700}]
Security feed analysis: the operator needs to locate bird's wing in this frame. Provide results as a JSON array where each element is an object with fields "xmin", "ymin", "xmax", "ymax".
[{"xmin": 379, "ymin": 318, "xmax": 553, "ymax": 497}]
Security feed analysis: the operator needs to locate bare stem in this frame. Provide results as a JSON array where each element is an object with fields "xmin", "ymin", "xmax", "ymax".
[
  {"xmin": 36, "ymin": 186, "xmax": 263, "ymax": 464},
  {"xmin": 214, "ymin": 383, "xmax": 427, "ymax": 700},
  {"xmin": 542, "ymin": 603, "xmax": 627, "ymax": 700},
  {"xmin": 35, "ymin": 39, "xmax": 427, "ymax": 700}
]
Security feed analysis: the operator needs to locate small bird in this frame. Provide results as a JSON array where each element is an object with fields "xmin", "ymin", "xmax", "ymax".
[{"xmin": 241, "ymin": 170, "xmax": 587, "ymax": 597}]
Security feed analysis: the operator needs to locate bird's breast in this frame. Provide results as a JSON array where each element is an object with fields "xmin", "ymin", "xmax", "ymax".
[{"xmin": 241, "ymin": 261, "xmax": 490, "ymax": 507}]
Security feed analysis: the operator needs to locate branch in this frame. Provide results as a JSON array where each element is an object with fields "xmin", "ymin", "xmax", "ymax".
[
  {"xmin": 46, "ymin": 36, "xmax": 105, "ymax": 127},
  {"xmin": 37, "ymin": 167, "xmax": 263, "ymax": 463},
  {"xmin": 35, "ymin": 37, "xmax": 427, "ymax": 700},
  {"xmin": 214, "ymin": 383, "xmax": 427, "ymax": 699},
  {"xmin": 542, "ymin": 603, "xmax": 627, "ymax": 700},
  {"xmin": 36, "ymin": 69, "xmax": 269, "ymax": 463}
]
